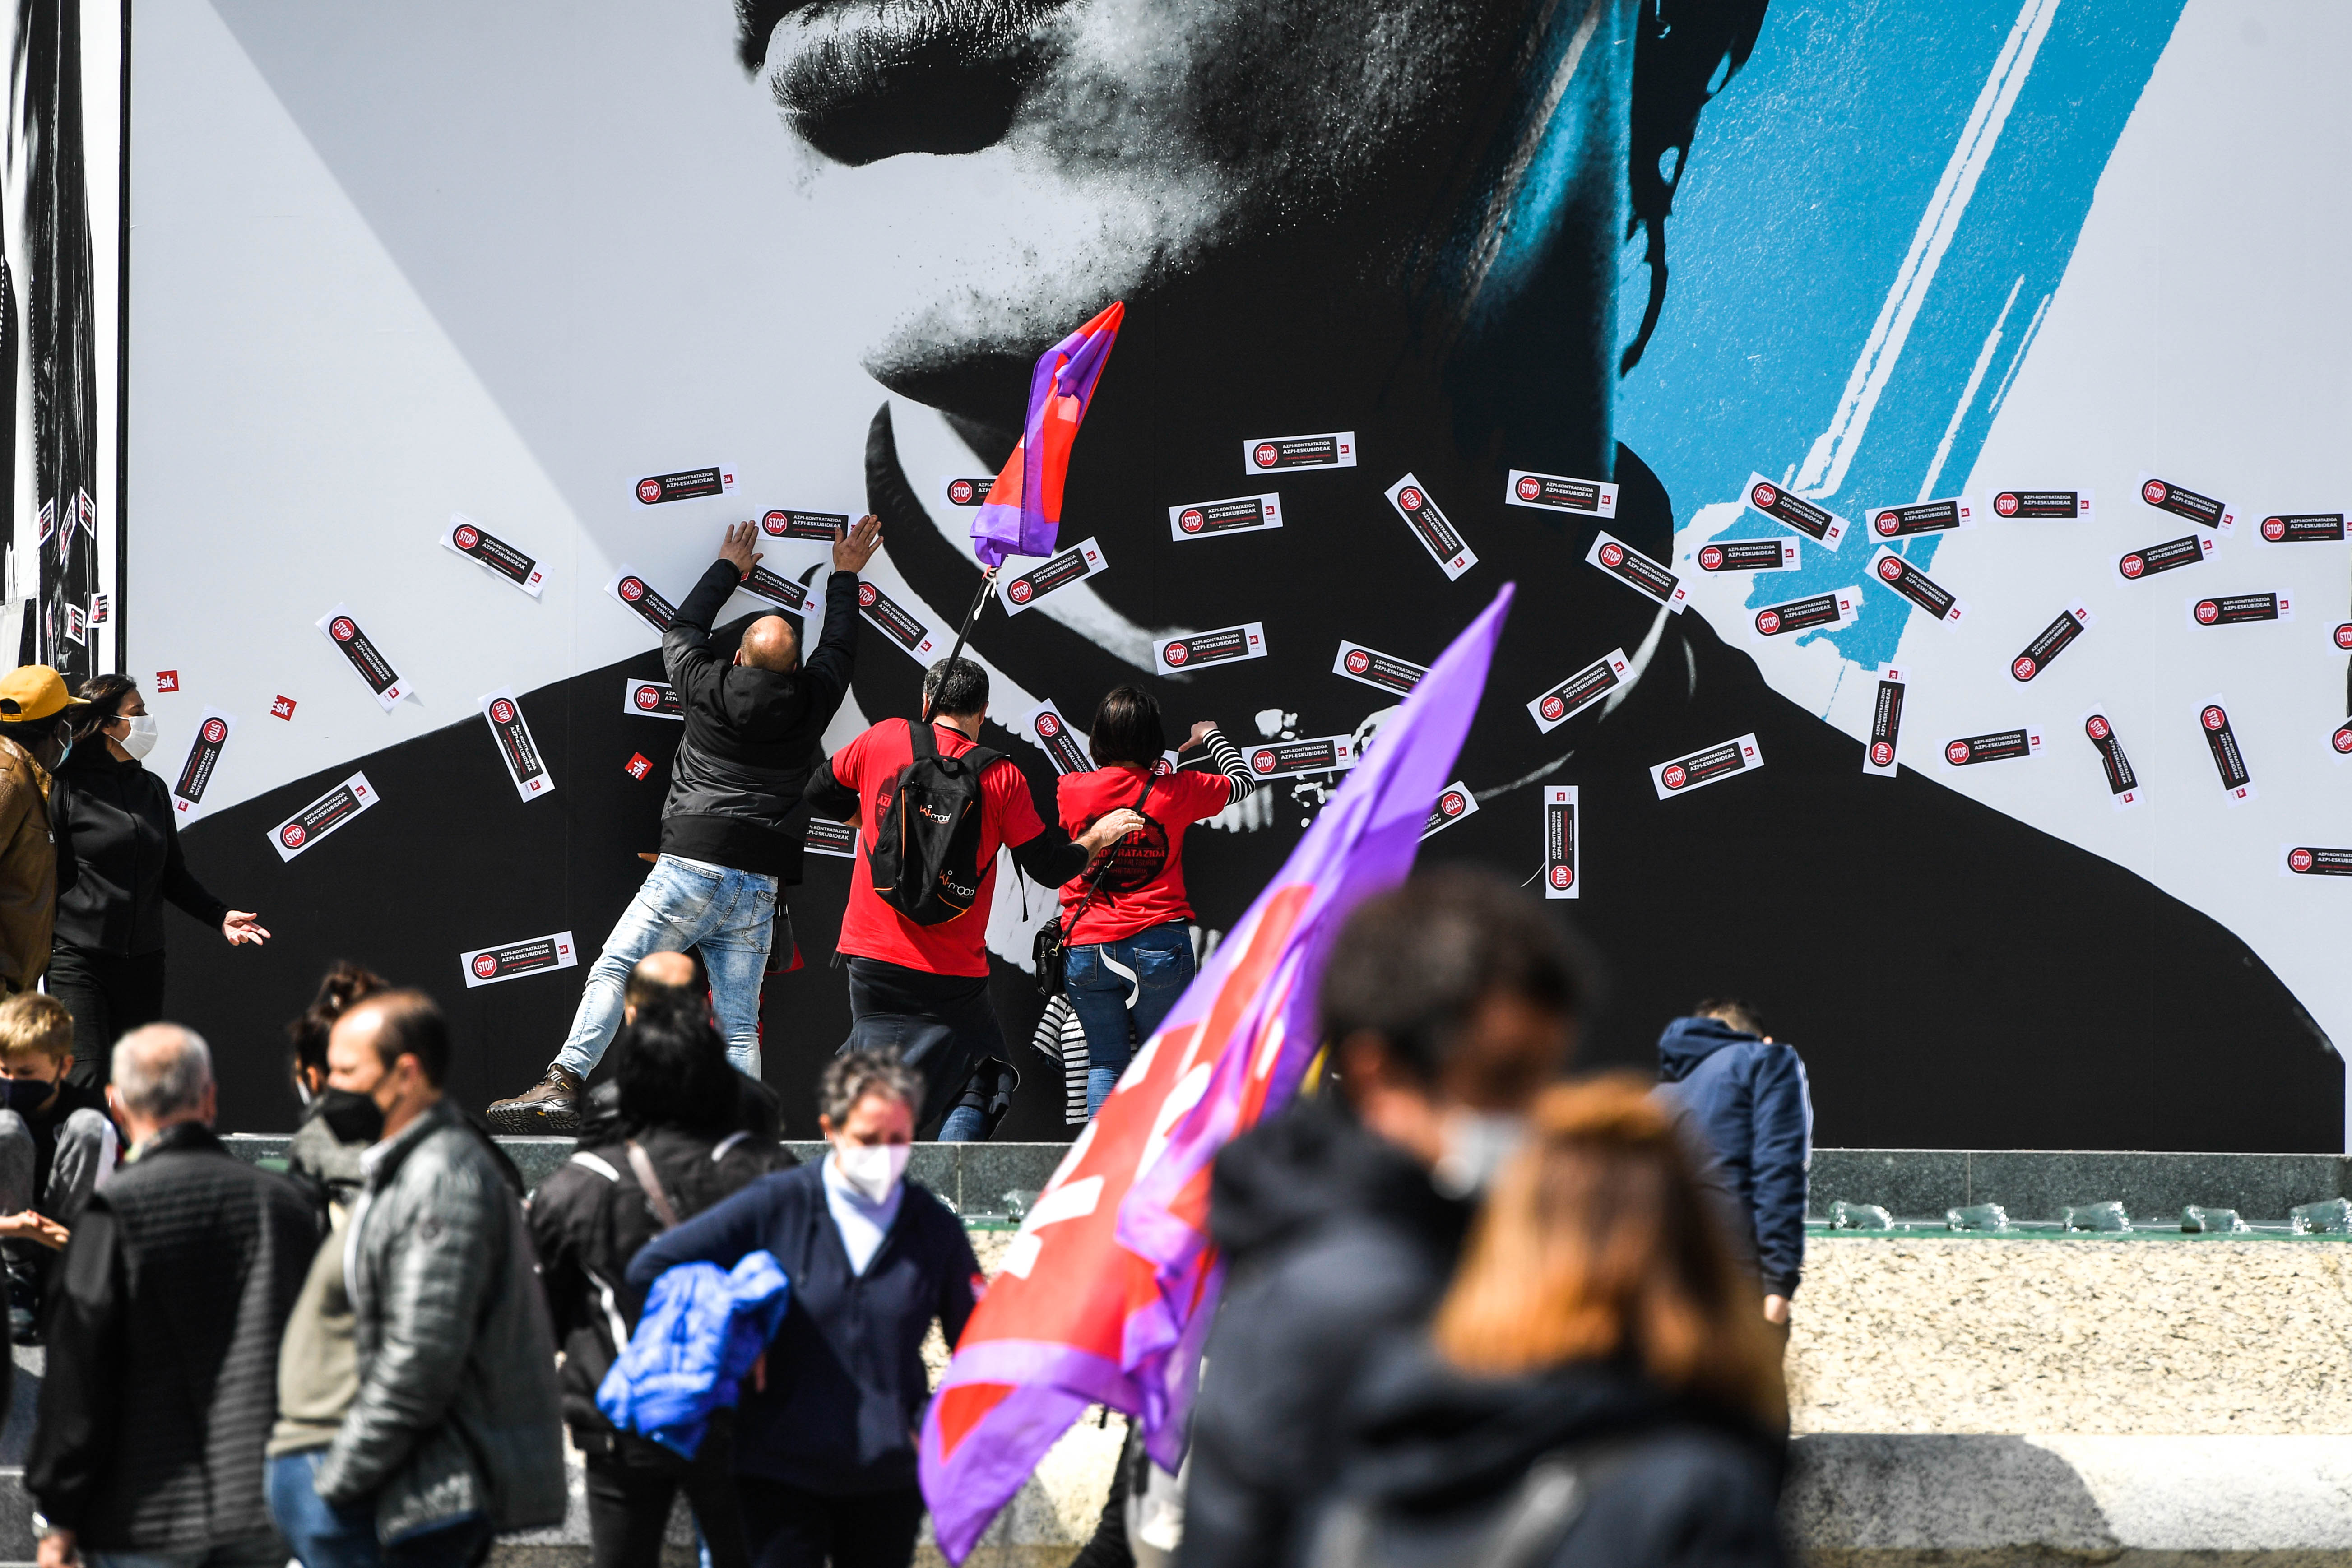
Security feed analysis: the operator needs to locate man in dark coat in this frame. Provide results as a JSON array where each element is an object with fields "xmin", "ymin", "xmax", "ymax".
[
  {"xmin": 492, "ymin": 513, "xmax": 882, "ymax": 1130},
  {"xmin": 1176, "ymin": 872, "xmax": 1582, "ymax": 1568},
  {"xmin": 1655, "ymin": 1000, "xmax": 1811, "ymax": 1334},
  {"xmin": 28, "ymin": 1023, "xmax": 316, "ymax": 1568}
]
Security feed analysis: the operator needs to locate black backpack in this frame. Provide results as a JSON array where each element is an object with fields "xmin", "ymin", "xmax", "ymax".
[{"xmin": 868, "ymin": 718, "xmax": 1007, "ymax": 926}]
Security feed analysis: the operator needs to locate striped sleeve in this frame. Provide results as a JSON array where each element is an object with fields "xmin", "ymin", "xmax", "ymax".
[{"xmin": 1202, "ymin": 727, "xmax": 1258, "ymax": 801}]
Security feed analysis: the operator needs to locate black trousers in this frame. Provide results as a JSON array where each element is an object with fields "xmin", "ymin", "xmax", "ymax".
[
  {"xmin": 842, "ymin": 957, "xmax": 1009, "ymax": 1137},
  {"xmin": 46, "ymin": 944, "xmax": 167, "ymax": 1090},
  {"xmin": 737, "ymin": 1479, "xmax": 925, "ymax": 1568},
  {"xmin": 584, "ymin": 1425, "xmax": 752, "ymax": 1568}
]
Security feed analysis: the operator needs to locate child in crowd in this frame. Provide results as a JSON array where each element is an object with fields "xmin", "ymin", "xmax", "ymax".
[{"xmin": 0, "ymin": 992, "xmax": 120, "ymax": 1341}]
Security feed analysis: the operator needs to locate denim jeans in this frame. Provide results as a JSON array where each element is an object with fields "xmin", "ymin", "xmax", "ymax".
[
  {"xmin": 266, "ymin": 1449, "xmax": 493, "ymax": 1568},
  {"xmin": 556, "ymin": 854, "xmax": 777, "ymax": 1080},
  {"xmin": 843, "ymin": 958, "xmax": 1009, "ymax": 1141},
  {"xmin": 1066, "ymin": 923, "xmax": 1197, "ymax": 1118}
]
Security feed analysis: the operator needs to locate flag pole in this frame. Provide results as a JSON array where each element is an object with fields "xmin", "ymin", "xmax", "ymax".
[{"xmin": 922, "ymin": 565, "xmax": 999, "ymax": 724}]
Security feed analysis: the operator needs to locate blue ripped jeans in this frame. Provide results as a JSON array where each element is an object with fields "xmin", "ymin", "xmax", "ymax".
[
  {"xmin": 555, "ymin": 854, "xmax": 775, "ymax": 1080},
  {"xmin": 1066, "ymin": 922, "xmax": 1197, "ymax": 1118}
]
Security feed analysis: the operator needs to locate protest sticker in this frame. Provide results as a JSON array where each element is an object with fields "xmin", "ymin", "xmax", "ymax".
[
  {"xmin": 2010, "ymin": 601, "xmax": 2095, "ymax": 682},
  {"xmin": 2257, "ymin": 512, "xmax": 2345, "ymax": 544},
  {"xmin": 2326, "ymin": 715, "xmax": 2352, "ymax": 765},
  {"xmin": 270, "ymin": 695, "xmax": 297, "ymax": 722},
  {"xmin": 1865, "ymin": 496, "xmax": 1975, "ymax": 540},
  {"xmin": 61, "ymin": 604, "xmax": 84, "ymax": 647},
  {"xmin": 1155, "ymin": 623, "xmax": 1267, "ymax": 673},
  {"xmin": 605, "ymin": 567, "xmax": 677, "ymax": 633},
  {"xmin": 1169, "ymin": 494, "xmax": 1283, "ymax": 542},
  {"xmin": 479, "ymin": 688, "xmax": 555, "ymax": 802},
  {"xmin": 153, "ymin": 670, "xmax": 179, "ymax": 693},
  {"xmin": 2196, "ymin": 697, "xmax": 2255, "ymax": 803},
  {"xmin": 1542, "ymin": 786, "xmax": 1580, "ymax": 899},
  {"xmin": 1863, "ymin": 668, "xmax": 1906, "ymax": 777},
  {"xmin": 623, "ymin": 678, "xmax": 683, "ymax": 720},
  {"xmin": 461, "ymin": 931, "xmax": 578, "ymax": 988},
  {"xmin": 1990, "ymin": 489, "xmax": 2094, "ymax": 520},
  {"xmin": 2139, "ymin": 473, "xmax": 2234, "ymax": 534},
  {"xmin": 1422, "ymin": 781, "xmax": 1480, "ymax": 840},
  {"xmin": 269, "ymin": 773, "xmax": 380, "ymax": 862},
  {"xmin": 88, "ymin": 593, "xmax": 108, "ymax": 628},
  {"xmin": 759, "ymin": 508, "xmax": 849, "ymax": 542},
  {"xmin": 806, "ymin": 819, "xmax": 860, "ymax": 858},
  {"xmin": 1245, "ymin": 735, "xmax": 1358, "ymax": 779},
  {"xmin": 2080, "ymin": 709, "xmax": 2143, "ymax": 810},
  {"xmin": 938, "ymin": 476, "xmax": 997, "ymax": 509},
  {"xmin": 1650, "ymin": 734, "xmax": 1764, "ymax": 800},
  {"xmin": 1000, "ymin": 538, "xmax": 1109, "ymax": 616},
  {"xmin": 631, "ymin": 464, "xmax": 737, "ymax": 506},
  {"xmin": 1244, "ymin": 432, "xmax": 1356, "ymax": 473},
  {"xmin": 2117, "ymin": 533, "xmax": 2213, "ymax": 581},
  {"xmin": 316, "ymin": 604, "xmax": 410, "ymax": 710},
  {"xmin": 441, "ymin": 514, "xmax": 546, "ymax": 597},
  {"xmin": 170, "ymin": 710, "xmax": 235, "ymax": 821},
  {"xmin": 2282, "ymin": 845, "xmax": 2352, "ymax": 878},
  {"xmin": 741, "ymin": 566, "xmax": 813, "ymax": 613},
  {"xmin": 1021, "ymin": 700, "xmax": 1094, "ymax": 775},
  {"xmin": 1753, "ymin": 586, "xmax": 1860, "ymax": 640},
  {"xmin": 1941, "ymin": 728, "xmax": 2042, "ymax": 767},
  {"xmin": 624, "ymin": 752, "xmax": 654, "ymax": 781},
  {"xmin": 1333, "ymin": 641, "xmax": 1427, "ymax": 697},
  {"xmin": 856, "ymin": 582, "xmax": 940, "ymax": 661},
  {"xmin": 2331, "ymin": 624, "xmax": 2352, "ymax": 655},
  {"xmin": 2186, "ymin": 591, "xmax": 2293, "ymax": 629},
  {"xmin": 1869, "ymin": 550, "xmax": 1966, "ymax": 626},
  {"xmin": 1505, "ymin": 471, "xmax": 1617, "ymax": 517},
  {"xmin": 1697, "ymin": 538, "xmax": 1799, "ymax": 573},
  {"xmin": 1384, "ymin": 475, "xmax": 1477, "ymax": 580},
  {"xmin": 1586, "ymin": 532, "xmax": 1688, "ymax": 612},
  {"xmin": 1527, "ymin": 648, "xmax": 1632, "ymax": 733},
  {"xmin": 1744, "ymin": 474, "xmax": 1849, "ymax": 551}
]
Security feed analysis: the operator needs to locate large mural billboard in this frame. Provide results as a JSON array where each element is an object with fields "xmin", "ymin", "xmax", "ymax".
[{"xmin": 133, "ymin": 0, "xmax": 2350, "ymax": 1147}]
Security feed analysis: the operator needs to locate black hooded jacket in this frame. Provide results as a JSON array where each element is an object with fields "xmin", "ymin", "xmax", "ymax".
[
  {"xmin": 659, "ymin": 559, "xmax": 859, "ymax": 880},
  {"xmin": 49, "ymin": 747, "xmax": 229, "ymax": 955},
  {"xmin": 1178, "ymin": 1095, "xmax": 1475, "ymax": 1568},
  {"xmin": 1304, "ymin": 1348, "xmax": 1786, "ymax": 1568}
]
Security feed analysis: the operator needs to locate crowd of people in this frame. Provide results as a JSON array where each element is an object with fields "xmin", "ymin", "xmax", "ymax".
[
  {"xmin": 2, "ymin": 868, "xmax": 1814, "ymax": 1568},
  {"xmin": 0, "ymin": 534, "xmax": 1822, "ymax": 1567}
]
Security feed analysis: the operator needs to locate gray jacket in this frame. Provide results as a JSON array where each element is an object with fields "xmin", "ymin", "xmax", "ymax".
[{"xmin": 315, "ymin": 1099, "xmax": 566, "ymax": 1540}]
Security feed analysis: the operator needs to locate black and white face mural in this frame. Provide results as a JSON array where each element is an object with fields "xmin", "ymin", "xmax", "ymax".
[{"xmin": 137, "ymin": 0, "xmax": 2352, "ymax": 1146}]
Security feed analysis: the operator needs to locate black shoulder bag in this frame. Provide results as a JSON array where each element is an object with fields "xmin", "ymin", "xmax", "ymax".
[{"xmin": 1033, "ymin": 770, "xmax": 1155, "ymax": 998}]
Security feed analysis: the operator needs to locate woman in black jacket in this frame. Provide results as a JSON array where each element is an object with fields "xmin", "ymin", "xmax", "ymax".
[
  {"xmin": 1303, "ymin": 1076, "xmax": 1788, "ymax": 1568},
  {"xmin": 47, "ymin": 675, "xmax": 267, "ymax": 1086}
]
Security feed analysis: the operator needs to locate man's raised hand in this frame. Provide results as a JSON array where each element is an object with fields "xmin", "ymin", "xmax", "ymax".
[
  {"xmin": 720, "ymin": 520, "xmax": 763, "ymax": 579},
  {"xmin": 835, "ymin": 514, "xmax": 883, "ymax": 574}
]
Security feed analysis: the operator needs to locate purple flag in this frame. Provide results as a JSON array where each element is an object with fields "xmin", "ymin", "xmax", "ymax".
[
  {"xmin": 918, "ymin": 585, "xmax": 1515, "ymax": 1561},
  {"xmin": 971, "ymin": 302, "xmax": 1124, "ymax": 568}
]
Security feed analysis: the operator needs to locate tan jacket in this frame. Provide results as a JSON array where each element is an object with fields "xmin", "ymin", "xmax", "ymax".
[{"xmin": 0, "ymin": 734, "xmax": 57, "ymax": 991}]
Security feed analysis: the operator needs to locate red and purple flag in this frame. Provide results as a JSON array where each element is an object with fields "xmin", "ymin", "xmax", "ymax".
[
  {"xmin": 970, "ymin": 302, "xmax": 1124, "ymax": 569},
  {"xmin": 917, "ymin": 585, "xmax": 1516, "ymax": 1562}
]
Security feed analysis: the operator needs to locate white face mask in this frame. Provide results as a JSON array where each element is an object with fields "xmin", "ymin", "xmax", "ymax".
[
  {"xmin": 1431, "ymin": 1111, "xmax": 1528, "ymax": 1199},
  {"xmin": 833, "ymin": 1140, "xmax": 911, "ymax": 1203},
  {"xmin": 117, "ymin": 714, "xmax": 159, "ymax": 760}
]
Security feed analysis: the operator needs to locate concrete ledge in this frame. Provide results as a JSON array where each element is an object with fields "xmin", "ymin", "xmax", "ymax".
[{"xmin": 1787, "ymin": 1434, "xmax": 2352, "ymax": 1564}]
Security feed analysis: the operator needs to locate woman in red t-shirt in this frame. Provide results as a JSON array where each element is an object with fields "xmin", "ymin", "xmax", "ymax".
[{"xmin": 1057, "ymin": 686, "xmax": 1258, "ymax": 1117}]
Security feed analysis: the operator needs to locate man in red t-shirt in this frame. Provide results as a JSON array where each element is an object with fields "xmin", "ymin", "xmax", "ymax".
[{"xmin": 803, "ymin": 659, "xmax": 1141, "ymax": 1138}]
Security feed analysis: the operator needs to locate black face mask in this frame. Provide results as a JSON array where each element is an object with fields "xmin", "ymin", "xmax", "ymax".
[
  {"xmin": 312, "ymin": 1086, "xmax": 385, "ymax": 1145},
  {"xmin": 0, "ymin": 1077, "xmax": 55, "ymax": 1115}
]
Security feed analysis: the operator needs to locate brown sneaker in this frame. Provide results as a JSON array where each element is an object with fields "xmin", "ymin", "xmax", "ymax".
[{"xmin": 488, "ymin": 1064, "xmax": 583, "ymax": 1133}]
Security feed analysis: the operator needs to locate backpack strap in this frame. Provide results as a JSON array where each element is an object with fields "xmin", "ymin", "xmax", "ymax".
[
  {"xmin": 909, "ymin": 715, "xmax": 1007, "ymax": 779},
  {"xmin": 625, "ymin": 1140, "xmax": 684, "ymax": 1230}
]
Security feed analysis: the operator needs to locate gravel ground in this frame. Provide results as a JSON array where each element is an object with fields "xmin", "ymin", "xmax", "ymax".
[{"xmin": 1788, "ymin": 1236, "xmax": 2352, "ymax": 1434}]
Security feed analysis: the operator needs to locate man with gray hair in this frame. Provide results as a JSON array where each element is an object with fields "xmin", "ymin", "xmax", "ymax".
[{"xmin": 28, "ymin": 1024, "xmax": 317, "ymax": 1568}]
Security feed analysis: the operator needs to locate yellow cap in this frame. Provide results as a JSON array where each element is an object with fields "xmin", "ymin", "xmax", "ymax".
[{"xmin": 0, "ymin": 666, "xmax": 89, "ymax": 723}]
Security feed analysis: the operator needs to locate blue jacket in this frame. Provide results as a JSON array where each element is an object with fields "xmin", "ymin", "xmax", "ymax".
[
  {"xmin": 626, "ymin": 1162, "xmax": 979, "ymax": 1494},
  {"xmin": 1655, "ymin": 1017, "xmax": 1812, "ymax": 1297},
  {"xmin": 598, "ymin": 1250, "xmax": 791, "ymax": 1459}
]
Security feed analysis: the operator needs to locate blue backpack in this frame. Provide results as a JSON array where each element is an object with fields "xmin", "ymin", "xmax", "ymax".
[{"xmin": 596, "ymin": 1249, "xmax": 791, "ymax": 1458}]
